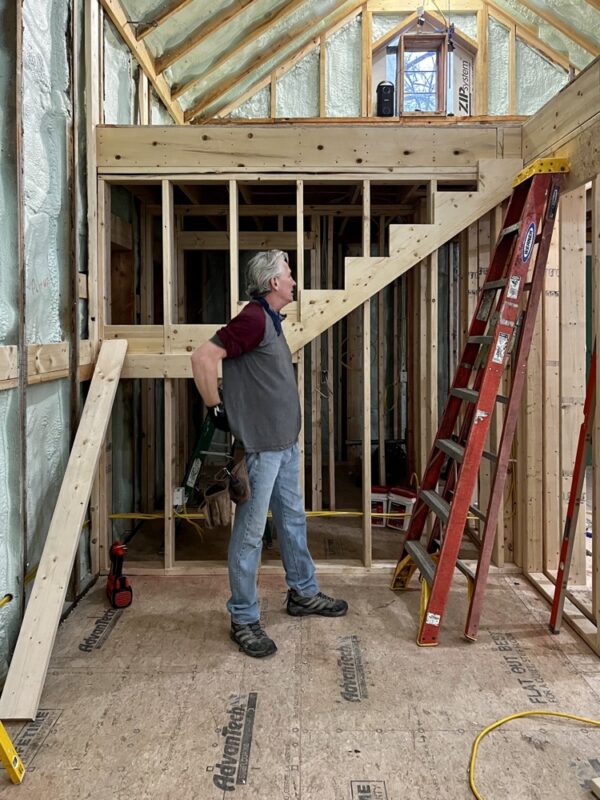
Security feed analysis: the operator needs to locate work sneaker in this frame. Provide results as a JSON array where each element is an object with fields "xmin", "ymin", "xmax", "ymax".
[
  {"xmin": 286, "ymin": 589, "xmax": 348, "ymax": 617},
  {"xmin": 230, "ymin": 621, "xmax": 277, "ymax": 658}
]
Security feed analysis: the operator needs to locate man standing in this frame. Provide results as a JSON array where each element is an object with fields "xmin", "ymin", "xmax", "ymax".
[{"xmin": 191, "ymin": 250, "xmax": 348, "ymax": 658}]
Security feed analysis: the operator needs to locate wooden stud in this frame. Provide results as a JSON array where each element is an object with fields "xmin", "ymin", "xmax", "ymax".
[
  {"xmin": 476, "ymin": 4, "xmax": 488, "ymax": 116},
  {"xmin": 559, "ymin": 188, "xmax": 587, "ymax": 585},
  {"xmin": 310, "ymin": 214, "xmax": 323, "ymax": 511},
  {"xmin": 162, "ymin": 180, "xmax": 177, "ymax": 567},
  {"xmin": 326, "ymin": 216, "xmax": 336, "ymax": 509},
  {"xmin": 541, "ymin": 208, "xmax": 561, "ymax": 573},
  {"xmin": 319, "ymin": 34, "xmax": 326, "ymax": 117},
  {"xmin": 140, "ymin": 206, "xmax": 155, "ymax": 512},
  {"xmin": 296, "ymin": 180, "xmax": 304, "ymax": 297},
  {"xmin": 138, "ymin": 70, "xmax": 150, "ymax": 125},
  {"xmin": 0, "ymin": 341, "xmax": 128, "ymax": 721},
  {"xmin": 229, "ymin": 180, "xmax": 239, "ymax": 319},
  {"xmin": 508, "ymin": 22, "xmax": 516, "ymax": 116},
  {"xmin": 591, "ymin": 176, "xmax": 600, "ymax": 641},
  {"xmin": 377, "ymin": 217, "xmax": 386, "ymax": 485},
  {"xmin": 361, "ymin": 4, "xmax": 372, "ymax": 118},
  {"xmin": 270, "ymin": 73, "xmax": 277, "ymax": 119},
  {"xmin": 363, "ymin": 180, "xmax": 372, "ymax": 567},
  {"xmin": 297, "ymin": 179, "xmax": 305, "ymax": 496}
]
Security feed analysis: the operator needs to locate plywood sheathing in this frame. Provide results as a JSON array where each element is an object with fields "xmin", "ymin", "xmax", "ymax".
[{"xmin": 3, "ymin": 573, "xmax": 600, "ymax": 799}]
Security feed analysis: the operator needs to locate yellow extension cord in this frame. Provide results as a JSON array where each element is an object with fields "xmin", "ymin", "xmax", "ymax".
[{"xmin": 469, "ymin": 710, "xmax": 600, "ymax": 799}]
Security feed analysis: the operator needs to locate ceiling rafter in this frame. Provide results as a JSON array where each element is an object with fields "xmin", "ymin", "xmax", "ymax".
[
  {"xmin": 171, "ymin": 0, "xmax": 309, "ymax": 100},
  {"xmin": 487, "ymin": 1, "xmax": 573, "ymax": 71},
  {"xmin": 135, "ymin": 0, "xmax": 194, "ymax": 40},
  {"xmin": 156, "ymin": 0, "xmax": 257, "ymax": 74},
  {"xmin": 189, "ymin": 0, "xmax": 364, "ymax": 123},
  {"xmin": 98, "ymin": 0, "xmax": 184, "ymax": 123},
  {"xmin": 582, "ymin": 0, "xmax": 600, "ymax": 11},
  {"xmin": 516, "ymin": 0, "xmax": 599, "ymax": 56},
  {"xmin": 215, "ymin": 4, "xmax": 365, "ymax": 119}
]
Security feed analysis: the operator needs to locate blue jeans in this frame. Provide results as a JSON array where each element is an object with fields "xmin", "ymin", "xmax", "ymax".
[{"xmin": 227, "ymin": 442, "xmax": 319, "ymax": 624}]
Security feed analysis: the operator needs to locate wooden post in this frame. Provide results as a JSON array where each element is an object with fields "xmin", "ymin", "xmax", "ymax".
[
  {"xmin": 327, "ymin": 216, "xmax": 336, "ymax": 509},
  {"xmin": 559, "ymin": 188, "xmax": 587, "ymax": 585},
  {"xmin": 162, "ymin": 179, "xmax": 177, "ymax": 568},
  {"xmin": 476, "ymin": 4, "xmax": 489, "ymax": 116},
  {"xmin": 542, "ymin": 211, "xmax": 561, "ymax": 573},
  {"xmin": 362, "ymin": 179, "xmax": 372, "ymax": 567},
  {"xmin": 591, "ymin": 176, "xmax": 600, "ymax": 643},
  {"xmin": 361, "ymin": 4, "xmax": 372, "ymax": 117},
  {"xmin": 297, "ymin": 179, "xmax": 305, "ymax": 496},
  {"xmin": 311, "ymin": 214, "xmax": 322, "ymax": 510},
  {"xmin": 229, "ymin": 179, "xmax": 239, "ymax": 320},
  {"xmin": 377, "ymin": 216, "xmax": 386, "ymax": 485},
  {"xmin": 140, "ymin": 207, "xmax": 155, "ymax": 512},
  {"xmin": 319, "ymin": 34, "xmax": 326, "ymax": 117}
]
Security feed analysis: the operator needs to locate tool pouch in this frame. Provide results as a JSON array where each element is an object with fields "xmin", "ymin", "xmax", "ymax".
[
  {"xmin": 202, "ymin": 482, "xmax": 231, "ymax": 529},
  {"xmin": 228, "ymin": 456, "xmax": 251, "ymax": 504}
]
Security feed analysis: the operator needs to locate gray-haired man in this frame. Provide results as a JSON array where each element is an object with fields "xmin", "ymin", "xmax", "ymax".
[{"xmin": 191, "ymin": 250, "xmax": 348, "ymax": 658}]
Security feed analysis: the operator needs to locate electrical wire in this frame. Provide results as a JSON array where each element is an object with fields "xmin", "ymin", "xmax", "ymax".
[{"xmin": 469, "ymin": 710, "xmax": 600, "ymax": 800}]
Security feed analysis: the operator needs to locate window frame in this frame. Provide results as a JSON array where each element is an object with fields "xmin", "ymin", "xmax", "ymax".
[{"xmin": 398, "ymin": 33, "xmax": 447, "ymax": 115}]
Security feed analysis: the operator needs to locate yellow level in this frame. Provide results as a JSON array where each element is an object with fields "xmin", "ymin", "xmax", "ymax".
[
  {"xmin": 512, "ymin": 157, "xmax": 570, "ymax": 187},
  {"xmin": 0, "ymin": 721, "xmax": 25, "ymax": 784}
]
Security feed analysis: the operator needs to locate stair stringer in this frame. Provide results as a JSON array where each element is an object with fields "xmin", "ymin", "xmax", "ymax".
[{"xmin": 286, "ymin": 158, "xmax": 522, "ymax": 353}]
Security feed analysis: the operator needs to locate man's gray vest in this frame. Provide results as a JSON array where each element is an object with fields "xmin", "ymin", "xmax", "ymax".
[{"xmin": 221, "ymin": 307, "xmax": 301, "ymax": 453}]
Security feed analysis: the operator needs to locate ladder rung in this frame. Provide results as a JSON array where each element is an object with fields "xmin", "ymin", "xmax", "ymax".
[
  {"xmin": 451, "ymin": 387, "xmax": 478, "ymax": 403},
  {"xmin": 456, "ymin": 559, "xmax": 476, "ymax": 581},
  {"xmin": 469, "ymin": 504, "xmax": 486, "ymax": 523},
  {"xmin": 404, "ymin": 540, "xmax": 437, "ymax": 586},
  {"xmin": 500, "ymin": 222, "xmax": 521, "ymax": 237},
  {"xmin": 468, "ymin": 335, "xmax": 493, "ymax": 345},
  {"xmin": 482, "ymin": 450, "xmax": 497, "ymax": 463},
  {"xmin": 421, "ymin": 490, "xmax": 450, "ymax": 524},
  {"xmin": 437, "ymin": 438, "xmax": 465, "ymax": 462},
  {"xmin": 483, "ymin": 279, "xmax": 507, "ymax": 291},
  {"xmin": 497, "ymin": 394, "xmax": 509, "ymax": 404}
]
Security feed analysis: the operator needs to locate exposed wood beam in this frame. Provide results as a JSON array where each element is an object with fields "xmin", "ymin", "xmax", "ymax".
[
  {"xmin": 583, "ymin": 0, "xmax": 600, "ymax": 11},
  {"xmin": 136, "ymin": 0, "xmax": 195, "ymax": 40},
  {"xmin": 185, "ymin": 0, "xmax": 364, "ymax": 122},
  {"xmin": 172, "ymin": 0, "xmax": 308, "ymax": 99},
  {"xmin": 215, "ymin": 7, "xmax": 356, "ymax": 120},
  {"xmin": 156, "ymin": 0, "xmax": 256, "ymax": 74},
  {"xmin": 98, "ymin": 0, "xmax": 184, "ymax": 123},
  {"xmin": 517, "ymin": 0, "xmax": 599, "ymax": 56}
]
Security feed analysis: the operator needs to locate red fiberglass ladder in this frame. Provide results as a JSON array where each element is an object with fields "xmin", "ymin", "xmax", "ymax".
[{"xmin": 391, "ymin": 158, "xmax": 569, "ymax": 647}]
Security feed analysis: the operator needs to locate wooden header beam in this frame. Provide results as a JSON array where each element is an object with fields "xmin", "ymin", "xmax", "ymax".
[
  {"xmin": 0, "ymin": 340, "xmax": 127, "ymax": 720},
  {"xmin": 96, "ymin": 123, "xmax": 522, "ymax": 171}
]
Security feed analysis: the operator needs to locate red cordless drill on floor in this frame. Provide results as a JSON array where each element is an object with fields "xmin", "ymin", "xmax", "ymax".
[{"xmin": 106, "ymin": 539, "xmax": 133, "ymax": 608}]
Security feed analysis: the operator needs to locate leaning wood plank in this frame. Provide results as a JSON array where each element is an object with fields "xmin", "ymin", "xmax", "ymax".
[{"xmin": 0, "ymin": 339, "xmax": 128, "ymax": 720}]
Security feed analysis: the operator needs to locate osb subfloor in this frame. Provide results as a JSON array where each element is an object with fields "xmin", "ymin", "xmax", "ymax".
[{"xmin": 3, "ymin": 572, "xmax": 600, "ymax": 800}]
